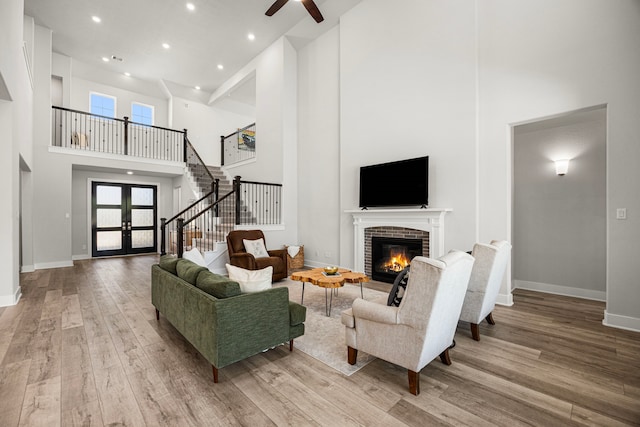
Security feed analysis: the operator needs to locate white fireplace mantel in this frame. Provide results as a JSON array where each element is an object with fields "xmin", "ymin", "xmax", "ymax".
[{"xmin": 347, "ymin": 208, "xmax": 452, "ymax": 274}]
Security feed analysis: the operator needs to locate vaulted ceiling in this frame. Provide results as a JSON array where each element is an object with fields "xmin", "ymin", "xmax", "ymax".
[{"xmin": 24, "ymin": 0, "xmax": 358, "ymax": 100}]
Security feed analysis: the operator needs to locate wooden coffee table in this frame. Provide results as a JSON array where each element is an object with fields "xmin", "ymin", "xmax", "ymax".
[{"xmin": 290, "ymin": 268, "xmax": 370, "ymax": 316}]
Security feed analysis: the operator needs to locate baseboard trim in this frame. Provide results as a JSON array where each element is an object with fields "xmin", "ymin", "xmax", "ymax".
[
  {"xmin": 514, "ymin": 280, "xmax": 606, "ymax": 302},
  {"xmin": 496, "ymin": 292, "xmax": 514, "ymax": 307},
  {"xmin": 20, "ymin": 265, "xmax": 35, "ymax": 273},
  {"xmin": 34, "ymin": 260, "xmax": 74, "ymax": 270},
  {"xmin": 0, "ymin": 286, "xmax": 22, "ymax": 307},
  {"xmin": 72, "ymin": 254, "xmax": 91, "ymax": 261},
  {"xmin": 603, "ymin": 311, "xmax": 640, "ymax": 333}
]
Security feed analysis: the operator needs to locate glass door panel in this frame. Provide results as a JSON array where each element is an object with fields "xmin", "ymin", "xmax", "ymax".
[{"xmin": 92, "ymin": 182, "xmax": 157, "ymax": 257}]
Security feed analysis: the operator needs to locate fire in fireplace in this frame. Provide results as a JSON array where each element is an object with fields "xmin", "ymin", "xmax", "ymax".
[{"xmin": 371, "ymin": 236, "xmax": 422, "ymax": 283}]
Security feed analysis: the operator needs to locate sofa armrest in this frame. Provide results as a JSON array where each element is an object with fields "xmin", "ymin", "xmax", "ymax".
[
  {"xmin": 352, "ymin": 298, "xmax": 399, "ymax": 325},
  {"xmin": 268, "ymin": 248, "xmax": 287, "ymax": 262},
  {"xmin": 288, "ymin": 301, "xmax": 306, "ymax": 326},
  {"xmin": 229, "ymin": 252, "xmax": 257, "ymax": 270}
]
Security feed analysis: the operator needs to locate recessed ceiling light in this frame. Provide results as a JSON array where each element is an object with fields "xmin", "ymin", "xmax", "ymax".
[
  {"xmin": 102, "ymin": 57, "xmax": 109, "ymax": 62},
  {"xmin": 92, "ymin": 16, "xmax": 101, "ymax": 23},
  {"xmin": 162, "ymin": 43, "xmax": 170, "ymax": 49},
  {"xmin": 247, "ymin": 33, "xmax": 255, "ymax": 41},
  {"xmin": 124, "ymin": 72, "xmax": 131, "ymax": 77},
  {"xmin": 126, "ymin": 171, "xmax": 134, "ymax": 175},
  {"xmin": 217, "ymin": 64, "xmax": 224, "ymax": 70},
  {"xmin": 195, "ymin": 86, "xmax": 201, "ymax": 90},
  {"xmin": 186, "ymin": 3, "xmax": 195, "ymax": 11}
]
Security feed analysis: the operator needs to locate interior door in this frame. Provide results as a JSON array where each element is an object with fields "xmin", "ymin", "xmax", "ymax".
[{"xmin": 92, "ymin": 182, "xmax": 157, "ymax": 257}]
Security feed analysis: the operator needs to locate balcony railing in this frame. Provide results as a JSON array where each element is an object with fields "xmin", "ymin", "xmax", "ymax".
[
  {"xmin": 221, "ymin": 123, "xmax": 256, "ymax": 166},
  {"xmin": 52, "ymin": 106, "xmax": 186, "ymax": 162}
]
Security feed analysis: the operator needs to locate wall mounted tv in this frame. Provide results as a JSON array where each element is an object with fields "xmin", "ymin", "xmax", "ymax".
[{"xmin": 359, "ymin": 156, "xmax": 429, "ymax": 208}]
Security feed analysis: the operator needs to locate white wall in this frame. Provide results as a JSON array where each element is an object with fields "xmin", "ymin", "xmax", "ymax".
[
  {"xmin": 171, "ymin": 96, "xmax": 254, "ymax": 166},
  {"xmin": 70, "ymin": 77, "xmax": 169, "ymax": 127},
  {"xmin": 213, "ymin": 37, "xmax": 300, "ymax": 249},
  {"xmin": 477, "ymin": 0, "xmax": 640, "ymax": 329},
  {"xmin": 0, "ymin": 0, "xmax": 33, "ymax": 305},
  {"xmin": 513, "ymin": 109, "xmax": 606, "ymax": 300},
  {"xmin": 297, "ymin": 26, "xmax": 341, "ymax": 266},
  {"xmin": 295, "ymin": 0, "xmax": 640, "ymax": 330},
  {"xmin": 338, "ymin": 0, "xmax": 477, "ymax": 268}
]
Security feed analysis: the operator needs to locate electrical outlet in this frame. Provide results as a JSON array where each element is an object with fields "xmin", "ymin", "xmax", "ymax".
[
  {"xmin": 82, "ymin": 244, "xmax": 87, "ymax": 250},
  {"xmin": 616, "ymin": 208, "xmax": 627, "ymax": 220},
  {"xmin": 324, "ymin": 251, "xmax": 331, "ymax": 258}
]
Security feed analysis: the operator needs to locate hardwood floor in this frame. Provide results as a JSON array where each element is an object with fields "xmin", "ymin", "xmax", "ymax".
[{"xmin": 1, "ymin": 255, "xmax": 639, "ymax": 426}]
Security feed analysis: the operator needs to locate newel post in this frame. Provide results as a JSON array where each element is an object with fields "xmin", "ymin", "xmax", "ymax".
[
  {"xmin": 160, "ymin": 218, "xmax": 166, "ymax": 255},
  {"xmin": 233, "ymin": 176, "xmax": 242, "ymax": 225},
  {"xmin": 220, "ymin": 135, "xmax": 225, "ymax": 166},
  {"xmin": 213, "ymin": 178, "xmax": 220, "ymax": 217},
  {"xmin": 123, "ymin": 116, "xmax": 129, "ymax": 155},
  {"xmin": 182, "ymin": 129, "xmax": 188, "ymax": 163},
  {"xmin": 177, "ymin": 218, "xmax": 185, "ymax": 258}
]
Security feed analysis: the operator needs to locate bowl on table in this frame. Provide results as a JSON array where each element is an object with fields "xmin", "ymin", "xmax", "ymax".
[{"xmin": 323, "ymin": 266, "xmax": 339, "ymax": 275}]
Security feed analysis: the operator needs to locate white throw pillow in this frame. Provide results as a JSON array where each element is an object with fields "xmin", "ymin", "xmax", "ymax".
[
  {"xmin": 243, "ymin": 238, "xmax": 270, "ymax": 259},
  {"xmin": 182, "ymin": 247, "xmax": 207, "ymax": 267},
  {"xmin": 226, "ymin": 264, "xmax": 273, "ymax": 293}
]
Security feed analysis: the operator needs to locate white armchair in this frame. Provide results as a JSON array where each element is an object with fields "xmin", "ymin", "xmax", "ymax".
[
  {"xmin": 341, "ymin": 251, "xmax": 474, "ymax": 395},
  {"xmin": 459, "ymin": 240, "xmax": 511, "ymax": 341}
]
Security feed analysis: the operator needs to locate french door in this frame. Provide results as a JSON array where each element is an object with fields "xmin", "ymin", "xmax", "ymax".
[{"xmin": 92, "ymin": 182, "xmax": 157, "ymax": 257}]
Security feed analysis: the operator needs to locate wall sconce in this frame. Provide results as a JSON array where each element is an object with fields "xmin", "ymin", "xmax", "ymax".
[{"xmin": 555, "ymin": 159, "xmax": 570, "ymax": 176}]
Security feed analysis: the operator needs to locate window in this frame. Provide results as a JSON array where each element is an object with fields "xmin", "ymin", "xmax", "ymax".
[
  {"xmin": 90, "ymin": 92, "xmax": 116, "ymax": 117},
  {"xmin": 131, "ymin": 102, "xmax": 154, "ymax": 126}
]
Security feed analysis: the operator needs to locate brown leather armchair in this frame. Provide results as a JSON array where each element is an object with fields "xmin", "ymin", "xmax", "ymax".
[{"xmin": 226, "ymin": 230, "xmax": 288, "ymax": 281}]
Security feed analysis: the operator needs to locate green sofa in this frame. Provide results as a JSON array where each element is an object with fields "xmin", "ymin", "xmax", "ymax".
[{"xmin": 151, "ymin": 256, "xmax": 306, "ymax": 382}]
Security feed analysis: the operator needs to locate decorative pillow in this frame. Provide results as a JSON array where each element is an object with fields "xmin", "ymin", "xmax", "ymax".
[
  {"xmin": 243, "ymin": 238, "xmax": 270, "ymax": 259},
  {"xmin": 196, "ymin": 270, "xmax": 241, "ymax": 299},
  {"xmin": 159, "ymin": 255, "xmax": 180, "ymax": 275},
  {"xmin": 226, "ymin": 263, "xmax": 272, "ymax": 293},
  {"xmin": 176, "ymin": 259, "xmax": 208, "ymax": 285},
  {"xmin": 182, "ymin": 247, "xmax": 207, "ymax": 267},
  {"xmin": 387, "ymin": 265, "xmax": 410, "ymax": 307}
]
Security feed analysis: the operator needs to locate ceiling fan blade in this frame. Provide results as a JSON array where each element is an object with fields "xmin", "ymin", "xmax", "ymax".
[
  {"xmin": 301, "ymin": 0, "xmax": 324, "ymax": 23},
  {"xmin": 266, "ymin": 0, "xmax": 289, "ymax": 16}
]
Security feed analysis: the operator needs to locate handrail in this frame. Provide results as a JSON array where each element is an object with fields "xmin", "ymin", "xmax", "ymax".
[
  {"xmin": 52, "ymin": 106, "xmax": 187, "ymax": 134},
  {"xmin": 221, "ymin": 122, "xmax": 256, "ymax": 166},
  {"xmin": 223, "ymin": 122, "xmax": 255, "ymax": 139},
  {"xmin": 165, "ymin": 188, "xmax": 216, "ymax": 225},
  {"xmin": 51, "ymin": 106, "xmax": 186, "ymax": 162},
  {"xmin": 183, "ymin": 191, "xmax": 235, "ymax": 227},
  {"xmin": 186, "ymin": 139, "xmax": 215, "ymax": 183},
  {"xmin": 239, "ymin": 179, "xmax": 282, "ymax": 187}
]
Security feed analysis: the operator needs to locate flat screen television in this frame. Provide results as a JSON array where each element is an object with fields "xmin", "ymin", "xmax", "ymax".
[{"xmin": 359, "ymin": 156, "xmax": 429, "ymax": 208}]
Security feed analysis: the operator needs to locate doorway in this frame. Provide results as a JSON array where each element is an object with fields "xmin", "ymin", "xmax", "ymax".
[{"xmin": 91, "ymin": 182, "xmax": 157, "ymax": 257}]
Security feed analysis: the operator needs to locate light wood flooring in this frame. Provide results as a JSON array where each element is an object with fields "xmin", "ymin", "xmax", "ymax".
[{"xmin": 1, "ymin": 254, "xmax": 639, "ymax": 426}]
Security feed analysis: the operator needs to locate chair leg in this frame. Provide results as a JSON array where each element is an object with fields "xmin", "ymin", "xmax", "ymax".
[
  {"xmin": 347, "ymin": 346, "xmax": 358, "ymax": 365},
  {"xmin": 212, "ymin": 365, "xmax": 219, "ymax": 383},
  {"xmin": 289, "ymin": 340, "xmax": 294, "ymax": 351},
  {"xmin": 439, "ymin": 348, "xmax": 452, "ymax": 365},
  {"xmin": 485, "ymin": 312, "xmax": 495, "ymax": 325},
  {"xmin": 155, "ymin": 308, "xmax": 159, "ymax": 321},
  {"xmin": 470, "ymin": 323, "xmax": 480, "ymax": 341},
  {"xmin": 408, "ymin": 370, "xmax": 420, "ymax": 395}
]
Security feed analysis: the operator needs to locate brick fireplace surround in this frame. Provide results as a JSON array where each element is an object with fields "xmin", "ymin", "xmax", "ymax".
[
  {"xmin": 347, "ymin": 208, "xmax": 451, "ymax": 277},
  {"xmin": 364, "ymin": 227, "xmax": 430, "ymax": 279}
]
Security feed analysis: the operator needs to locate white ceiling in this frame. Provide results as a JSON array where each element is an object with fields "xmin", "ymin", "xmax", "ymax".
[{"xmin": 23, "ymin": 0, "xmax": 354, "ymax": 100}]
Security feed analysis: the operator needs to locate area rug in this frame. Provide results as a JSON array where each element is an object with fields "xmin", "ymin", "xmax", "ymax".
[{"xmin": 274, "ymin": 278, "xmax": 387, "ymax": 376}]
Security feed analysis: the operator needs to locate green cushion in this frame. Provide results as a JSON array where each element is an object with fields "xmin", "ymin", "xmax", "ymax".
[
  {"xmin": 288, "ymin": 301, "xmax": 306, "ymax": 326},
  {"xmin": 176, "ymin": 259, "xmax": 208, "ymax": 285},
  {"xmin": 159, "ymin": 255, "xmax": 180, "ymax": 275},
  {"xmin": 196, "ymin": 270, "xmax": 241, "ymax": 299}
]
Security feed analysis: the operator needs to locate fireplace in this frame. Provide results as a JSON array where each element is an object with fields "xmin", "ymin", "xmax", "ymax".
[{"xmin": 371, "ymin": 236, "xmax": 422, "ymax": 283}]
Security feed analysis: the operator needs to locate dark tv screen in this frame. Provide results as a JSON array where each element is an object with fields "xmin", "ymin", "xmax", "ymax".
[{"xmin": 359, "ymin": 156, "xmax": 429, "ymax": 208}]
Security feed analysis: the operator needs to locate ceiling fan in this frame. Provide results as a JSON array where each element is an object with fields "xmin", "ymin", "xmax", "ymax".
[{"xmin": 266, "ymin": 0, "xmax": 324, "ymax": 23}]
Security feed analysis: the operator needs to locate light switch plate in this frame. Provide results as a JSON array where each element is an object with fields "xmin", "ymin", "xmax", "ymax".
[{"xmin": 616, "ymin": 208, "xmax": 627, "ymax": 220}]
